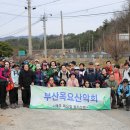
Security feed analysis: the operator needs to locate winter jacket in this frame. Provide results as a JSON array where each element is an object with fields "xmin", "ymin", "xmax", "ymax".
[
  {"xmin": 34, "ymin": 70, "xmax": 45, "ymax": 86},
  {"xmin": 117, "ymin": 84, "xmax": 130, "ymax": 97},
  {"xmin": 19, "ymin": 70, "xmax": 34, "ymax": 88},
  {"xmin": 84, "ymin": 68, "xmax": 97, "ymax": 83},
  {"xmin": 105, "ymin": 66, "xmax": 113, "ymax": 75},
  {"xmin": 113, "ymin": 71, "xmax": 122, "ymax": 85},
  {"xmin": 58, "ymin": 70, "xmax": 70, "ymax": 82},
  {"xmin": 67, "ymin": 78, "xmax": 79, "ymax": 87},
  {"xmin": 104, "ymin": 79, "xmax": 118, "ymax": 91},
  {"xmin": 11, "ymin": 69, "xmax": 20, "ymax": 87},
  {"xmin": 48, "ymin": 67, "xmax": 59, "ymax": 77},
  {"xmin": 42, "ymin": 70, "xmax": 49, "ymax": 85},
  {"xmin": 0, "ymin": 68, "xmax": 10, "ymax": 81},
  {"xmin": 123, "ymin": 68, "xmax": 130, "ymax": 82}
]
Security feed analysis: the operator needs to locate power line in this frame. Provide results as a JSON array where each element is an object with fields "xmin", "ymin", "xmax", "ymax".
[
  {"xmin": 0, "ymin": 0, "xmax": 61, "ymax": 8},
  {"xmin": 0, "ymin": 20, "xmax": 40, "ymax": 38},
  {"xmin": 0, "ymin": 9, "xmax": 129, "ymax": 20},
  {"xmin": 36, "ymin": 0, "xmax": 61, "ymax": 7},
  {"xmin": 0, "ymin": 11, "xmax": 26, "ymax": 28},
  {"xmin": 63, "ymin": 10, "xmax": 129, "ymax": 18},
  {"xmin": 0, "ymin": 2, "xmax": 26, "ymax": 7},
  {"xmin": 63, "ymin": 1, "xmax": 126, "ymax": 15},
  {"xmin": 0, "ymin": 11, "xmax": 38, "ymax": 18}
]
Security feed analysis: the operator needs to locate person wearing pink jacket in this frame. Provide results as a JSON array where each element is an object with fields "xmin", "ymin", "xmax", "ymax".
[{"xmin": 67, "ymin": 72, "xmax": 79, "ymax": 87}]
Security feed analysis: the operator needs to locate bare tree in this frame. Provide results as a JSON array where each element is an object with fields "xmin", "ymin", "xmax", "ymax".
[{"xmin": 104, "ymin": 34, "xmax": 129, "ymax": 63}]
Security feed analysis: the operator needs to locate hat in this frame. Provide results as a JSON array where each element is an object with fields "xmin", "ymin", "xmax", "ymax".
[
  {"xmin": 74, "ymin": 66, "xmax": 80, "ymax": 70},
  {"xmin": 9, "ymin": 60, "xmax": 14, "ymax": 63},
  {"xmin": 23, "ymin": 60, "xmax": 29, "ymax": 65},
  {"xmin": 95, "ymin": 62, "xmax": 100, "ymax": 66},
  {"xmin": 42, "ymin": 62, "xmax": 47, "ymax": 66},
  {"xmin": 123, "ymin": 79, "xmax": 129, "ymax": 83},
  {"xmin": 36, "ymin": 64, "xmax": 41, "ymax": 69},
  {"xmin": 89, "ymin": 62, "xmax": 94, "ymax": 65},
  {"xmin": 35, "ymin": 59, "xmax": 39, "ymax": 62},
  {"xmin": 95, "ymin": 80, "xmax": 101, "ymax": 84}
]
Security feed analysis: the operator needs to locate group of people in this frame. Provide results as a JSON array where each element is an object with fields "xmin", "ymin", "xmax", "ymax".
[{"xmin": 0, "ymin": 58, "xmax": 130, "ymax": 111}]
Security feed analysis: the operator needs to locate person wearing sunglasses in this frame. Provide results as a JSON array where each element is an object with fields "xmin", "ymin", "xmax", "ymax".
[{"xmin": 59, "ymin": 79, "xmax": 66, "ymax": 87}]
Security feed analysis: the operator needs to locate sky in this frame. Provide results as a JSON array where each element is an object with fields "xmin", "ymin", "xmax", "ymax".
[{"xmin": 0, "ymin": 0, "xmax": 128, "ymax": 38}]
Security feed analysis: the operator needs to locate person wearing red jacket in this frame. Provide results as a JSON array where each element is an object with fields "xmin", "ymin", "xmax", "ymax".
[
  {"xmin": 0, "ymin": 61, "xmax": 10, "ymax": 109},
  {"xmin": 105, "ymin": 61, "xmax": 113, "ymax": 75}
]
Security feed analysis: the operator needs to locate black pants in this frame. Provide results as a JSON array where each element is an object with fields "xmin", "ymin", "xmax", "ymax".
[
  {"xmin": 22, "ymin": 87, "xmax": 31, "ymax": 105},
  {"xmin": 0, "ymin": 86, "xmax": 1, "ymax": 104},
  {"xmin": 126, "ymin": 96, "xmax": 130, "ymax": 108},
  {"xmin": 0, "ymin": 81, "xmax": 8, "ymax": 108},
  {"xmin": 9, "ymin": 87, "xmax": 18, "ymax": 104},
  {"xmin": 117, "ymin": 95, "xmax": 130, "ymax": 108},
  {"xmin": 111, "ymin": 90, "xmax": 116, "ymax": 106},
  {"xmin": 117, "ymin": 95, "xmax": 124, "ymax": 107}
]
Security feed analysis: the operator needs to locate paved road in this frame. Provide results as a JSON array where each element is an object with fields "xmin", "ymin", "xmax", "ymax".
[{"xmin": 0, "ymin": 107, "xmax": 130, "ymax": 130}]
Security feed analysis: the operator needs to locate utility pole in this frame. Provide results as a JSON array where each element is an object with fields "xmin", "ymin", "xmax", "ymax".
[
  {"xmin": 27, "ymin": 0, "xmax": 32, "ymax": 56},
  {"xmin": 41, "ymin": 13, "xmax": 47, "ymax": 59},
  {"xmin": 60, "ymin": 11, "xmax": 65, "ymax": 55},
  {"xmin": 41, "ymin": 13, "xmax": 52, "ymax": 59}
]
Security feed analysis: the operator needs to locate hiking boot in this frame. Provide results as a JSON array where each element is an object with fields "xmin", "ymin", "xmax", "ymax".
[
  {"xmin": 15, "ymin": 103, "xmax": 20, "ymax": 108},
  {"xmin": 1, "ymin": 105, "xmax": 7, "ymax": 109},
  {"xmin": 126, "ymin": 107, "xmax": 130, "ymax": 111},
  {"xmin": 111, "ymin": 105, "xmax": 118, "ymax": 109}
]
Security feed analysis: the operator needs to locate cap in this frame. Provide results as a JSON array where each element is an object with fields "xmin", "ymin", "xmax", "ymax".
[
  {"xmin": 42, "ymin": 62, "xmax": 47, "ymax": 66},
  {"xmin": 24, "ymin": 60, "xmax": 29, "ymax": 65},
  {"xmin": 95, "ymin": 62, "xmax": 100, "ymax": 66},
  {"xmin": 88, "ymin": 62, "xmax": 94, "ymax": 65},
  {"xmin": 35, "ymin": 59, "xmax": 39, "ymax": 62},
  {"xmin": 95, "ymin": 80, "xmax": 101, "ymax": 84},
  {"xmin": 123, "ymin": 79, "xmax": 129, "ymax": 83},
  {"xmin": 74, "ymin": 66, "xmax": 80, "ymax": 70}
]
